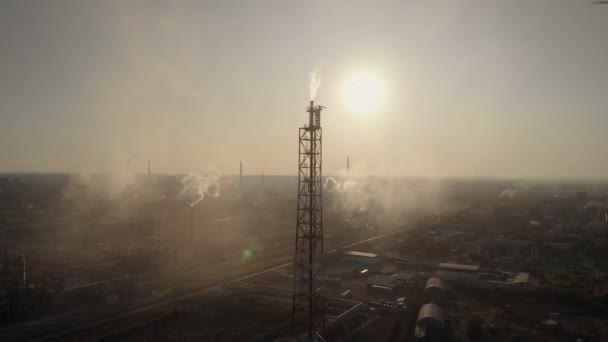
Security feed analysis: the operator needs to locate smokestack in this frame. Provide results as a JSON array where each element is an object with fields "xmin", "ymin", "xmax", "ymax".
[
  {"xmin": 262, "ymin": 171, "xmax": 264, "ymax": 187},
  {"xmin": 347, "ymin": 156, "xmax": 350, "ymax": 173},
  {"xmin": 82, "ymin": 211, "xmax": 89, "ymax": 251},
  {"xmin": 309, "ymin": 100, "xmax": 314, "ymax": 127},
  {"xmin": 17, "ymin": 255, "xmax": 26, "ymax": 287},
  {"xmin": 240, "ymin": 161, "xmax": 243, "ymax": 189},
  {"xmin": 189, "ymin": 206, "xmax": 194, "ymax": 244},
  {"xmin": 84, "ymin": 228, "xmax": 88, "ymax": 251},
  {"xmin": 148, "ymin": 160, "xmax": 151, "ymax": 176}
]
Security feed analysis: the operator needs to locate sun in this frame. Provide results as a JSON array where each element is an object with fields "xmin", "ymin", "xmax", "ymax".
[{"xmin": 342, "ymin": 72, "xmax": 385, "ymax": 113}]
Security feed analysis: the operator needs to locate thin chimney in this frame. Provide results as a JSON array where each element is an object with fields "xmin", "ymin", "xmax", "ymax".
[
  {"xmin": 347, "ymin": 156, "xmax": 350, "ymax": 173},
  {"xmin": 3, "ymin": 248, "xmax": 7, "ymax": 275},
  {"xmin": 240, "ymin": 161, "xmax": 243, "ymax": 189},
  {"xmin": 190, "ymin": 206, "xmax": 194, "ymax": 244}
]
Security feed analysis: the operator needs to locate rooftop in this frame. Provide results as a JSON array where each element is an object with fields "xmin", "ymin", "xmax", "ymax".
[
  {"xmin": 344, "ymin": 251, "xmax": 379, "ymax": 259},
  {"xmin": 585, "ymin": 200, "xmax": 608, "ymax": 209},
  {"xmin": 512, "ymin": 272, "xmax": 530, "ymax": 284},
  {"xmin": 393, "ymin": 272, "xmax": 416, "ymax": 281},
  {"xmin": 366, "ymin": 275, "xmax": 403, "ymax": 288},
  {"xmin": 496, "ymin": 239, "xmax": 534, "ymax": 247},
  {"xmin": 438, "ymin": 263, "xmax": 480, "ymax": 273}
]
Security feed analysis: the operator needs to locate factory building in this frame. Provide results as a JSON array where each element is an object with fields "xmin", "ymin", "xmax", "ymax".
[
  {"xmin": 393, "ymin": 272, "xmax": 416, "ymax": 288},
  {"xmin": 544, "ymin": 242, "xmax": 573, "ymax": 253},
  {"xmin": 486, "ymin": 272, "xmax": 537, "ymax": 292},
  {"xmin": 440, "ymin": 264, "xmax": 538, "ymax": 292},
  {"xmin": 414, "ymin": 303, "xmax": 444, "ymax": 340},
  {"xmin": 492, "ymin": 239, "xmax": 535, "ymax": 264},
  {"xmin": 0, "ymin": 255, "xmax": 53, "ymax": 323},
  {"xmin": 435, "ymin": 263, "xmax": 479, "ymax": 282},
  {"xmin": 325, "ymin": 297, "xmax": 368, "ymax": 330},
  {"xmin": 343, "ymin": 251, "xmax": 381, "ymax": 265},
  {"xmin": 366, "ymin": 275, "xmax": 406, "ymax": 294},
  {"xmin": 325, "ymin": 251, "xmax": 383, "ymax": 278}
]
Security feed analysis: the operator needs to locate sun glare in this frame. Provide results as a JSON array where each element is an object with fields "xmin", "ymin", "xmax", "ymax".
[{"xmin": 342, "ymin": 72, "xmax": 384, "ymax": 113}]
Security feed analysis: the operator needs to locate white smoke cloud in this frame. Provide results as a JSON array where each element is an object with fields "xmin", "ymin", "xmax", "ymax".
[
  {"xmin": 309, "ymin": 70, "xmax": 322, "ymax": 101},
  {"xmin": 62, "ymin": 163, "xmax": 135, "ymax": 206},
  {"xmin": 324, "ymin": 168, "xmax": 371, "ymax": 213},
  {"xmin": 323, "ymin": 163, "xmax": 446, "ymax": 225},
  {"xmin": 499, "ymin": 189, "xmax": 517, "ymax": 199},
  {"xmin": 111, "ymin": 168, "xmax": 136, "ymax": 197},
  {"xmin": 324, "ymin": 177, "xmax": 340, "ymax": 193},
  {"xmin": 180, "ymin": 168, "xmax": 221, "ymax": 207}
]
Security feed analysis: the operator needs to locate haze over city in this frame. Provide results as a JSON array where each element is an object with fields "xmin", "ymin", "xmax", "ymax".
[
  {"xmin": 2, "ymin": 0, "xmax": 608, "ymax": 178},
  {"xmin": 3, "ymin": 2, "xmax": 608, "ymax": 342}
]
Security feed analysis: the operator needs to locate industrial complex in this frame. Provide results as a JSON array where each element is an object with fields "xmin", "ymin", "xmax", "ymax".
[
  {"xmin": 0, "ymin": 99, "xmax": 607, "ymax": 342},
  {"xmin": 2, "ymin": 2, "xmax": 608, "ymax": 341}
]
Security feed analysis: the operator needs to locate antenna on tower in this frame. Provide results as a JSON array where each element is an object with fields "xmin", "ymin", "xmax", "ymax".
[{"xmin": 347, "ymin": 156, "xmax": 350, "ymax": 173}]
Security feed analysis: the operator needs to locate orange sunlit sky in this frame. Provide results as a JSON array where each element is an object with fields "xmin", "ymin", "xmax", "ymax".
[{"xmin": 1, "ymin": 0, "xmax": 608, "ymax": 179}]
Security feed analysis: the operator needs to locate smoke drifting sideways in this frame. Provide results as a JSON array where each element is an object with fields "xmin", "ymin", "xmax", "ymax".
[
  {"xmin": 180, "ymin": 168, "xmax": 221, "ymax": 207},
  {"xmin": 309, "ymin": 70, "xmax": 322, "ymax": 101},
  {"xmin": 323, "ymin": 164, "xmax": 448, "ymax": 225},
  {"xmin": 62, "ymin": 166, "xmax": 136, "ymax": 208},
  {"xmin": 324, "ymin": 175, "xmax": 369, "ymax": 213}
]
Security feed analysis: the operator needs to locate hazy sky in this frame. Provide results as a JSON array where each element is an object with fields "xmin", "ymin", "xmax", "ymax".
[{"xmin": 1, "ymin": 0, "xmax": 608, "ymax": 178}]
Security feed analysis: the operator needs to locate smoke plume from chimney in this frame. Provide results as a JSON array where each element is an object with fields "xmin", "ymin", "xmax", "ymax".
[
  {"xmin": 309, "ymin": 70, "xmax": 322, "ymax": 101},
  {"xmin": 180, "ymin": 168, "xmax": 221, "ymax": 207}
]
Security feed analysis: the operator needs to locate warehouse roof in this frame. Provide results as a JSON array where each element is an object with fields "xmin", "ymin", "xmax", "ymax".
[
  {"xmin": 344, "ymin": 251, "xmax": 379, "ymax": 258},
  {"xmin": 438, "ymin": 263, "xmax": 479, "ymax": 273},
  {"xmin": 393, "ymin": 272, "xmax": 416, "ymax": 281},
  {"xmin": 366, "ymin": 275, "xmax": 403, "ymax": 288},
  {"xmin": 513, "ymin": 272, "xmax": 530, "ymax": 284}
]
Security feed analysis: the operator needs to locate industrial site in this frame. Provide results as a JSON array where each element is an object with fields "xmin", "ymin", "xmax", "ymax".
[
  {"xmin": 2, "ymin": 1, "xmax": 608, "ymax": 341},
  {"xmin": 4, "ymin": 93, "xmax": 608, "ymax": 341}
]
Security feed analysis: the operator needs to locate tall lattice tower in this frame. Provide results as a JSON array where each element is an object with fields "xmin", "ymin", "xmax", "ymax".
[{"xmin": 292, "ymin": 101, "xmax": 326, "ymax": 341}]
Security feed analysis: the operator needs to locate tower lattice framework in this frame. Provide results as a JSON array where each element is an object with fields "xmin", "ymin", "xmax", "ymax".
[{"xmin": 292, "ymin": 101, "xmax": 326, "ymax": 341}]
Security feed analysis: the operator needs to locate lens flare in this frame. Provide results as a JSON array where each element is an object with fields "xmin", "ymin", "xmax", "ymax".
[{"xmin": 242, "ymin": 249, "xmax": 253, "ymax": 261}]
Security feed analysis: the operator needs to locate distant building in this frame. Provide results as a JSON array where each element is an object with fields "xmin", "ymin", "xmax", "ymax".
[
  {"xmin": 366, "ymin": 275, "xmax": 406, "ymax": 293},
  {"xmin": 486, "ymin": 272, "xmax": 537, "ymax": 292},
  {"xmin": 343, "ymin": 251, "xmax": 381, "ymax": 265},
  {"xmin": 576, "ymin": 191, "xmax": 587, "ymax": 202},
  {"xmin": 493, "ymin": 239, "xmax": 534, "ymax": 264},
  {"xmin": 544, "ymin": 242, "xmax": 573, "ymax": 253},
  {"xmin": 584, "ymin": 201, "xmax": 608, "ymax": 220},
  {"xmin": 436, "ymin": 263, "xmax": 479, "ymax": 282},
  {"xmin": 582, "ymin": 221, "xmax": 606, "ymax": 235},
  {"xmin": 393, "ymin": 272, "xmax": 416, "ymax": 283},
  {"xmin": 325, "ymin": 251, "xmax": 382, "ymax": 277},
  {"xmin": 435, "ymin": 262, "xmax": 540, "ymax": 291}
]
